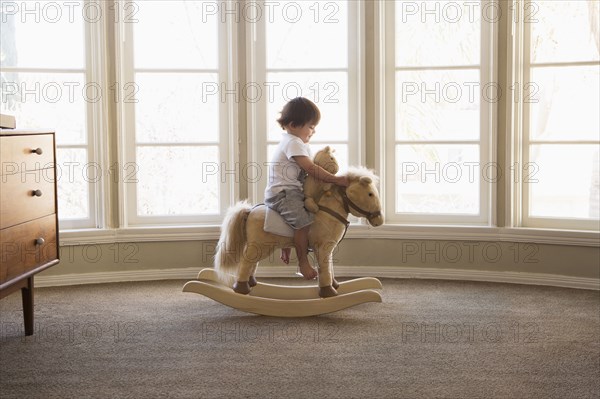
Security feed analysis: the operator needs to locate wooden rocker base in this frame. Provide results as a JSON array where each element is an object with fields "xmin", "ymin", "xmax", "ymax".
[{"xmin": 182, "ymin": 268, "xmax": 383, "ymax": 317}]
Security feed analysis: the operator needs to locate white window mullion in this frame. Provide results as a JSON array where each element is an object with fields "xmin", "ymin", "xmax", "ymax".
[
  {"xmin": 221, "ymin": 5, "xmax": 237, "ymax": 211},
  {"xmin": 520, "ymin": 0, "xmax": 533, "ymax": 229},
  {"xmin": 383, "ymin": 0, "xmax": 396, "ymax": 225},
  {"xmin": 247, "ymin": 2, "xmax": 267, "ymax": 205},
  {"xmin": 116, "ymin": 14, "xmax": 135, "ymax": 228},
  {"xmin": 85, "ymin": 0, "xmax": 109, "ymax": 230},
  {"xmin": 348, "ymin": 0, "xmax": 364, "ymax": 168},
  {"xmin": 507, "ymin": 0, "xmax": 525, "ymax": 228},
  {"xmin": 481, "ymin": 0, "xmax": 497, "ymax": 227}
]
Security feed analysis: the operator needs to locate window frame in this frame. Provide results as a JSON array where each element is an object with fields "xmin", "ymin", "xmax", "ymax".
[
  {"xmin": 246, "ymin": 0, "xmax": 366, "ymax": 206},
  {"xmin": 511, "ymin": 0, "xmax": 600, "ymax": 231},
  {"xmin": 115, "ymin": 0, "xmax": 238, "ymax": 227},
  {"xmin": 382, "ymin": 0, "xmax": 498, "ymax": 226},
  {"xmin": 0, "ymin": 0, "xmax": 108, "ymax": 231}
]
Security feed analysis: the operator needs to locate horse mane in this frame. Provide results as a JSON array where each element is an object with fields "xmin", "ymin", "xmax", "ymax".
[{"xmin": 344, "ymin": 166, "xmax": 380, "ymax": 186}]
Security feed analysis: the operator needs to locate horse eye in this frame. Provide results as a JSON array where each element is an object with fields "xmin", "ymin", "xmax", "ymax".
[{"xmin": 368, "ymin": 193, "xmax": 373, "ymax": 197}]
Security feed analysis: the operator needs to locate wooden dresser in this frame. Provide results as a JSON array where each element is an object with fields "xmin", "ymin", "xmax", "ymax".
[{"xmin": 0, "ymin": 130, "xmax": 60, "ymax": 335}]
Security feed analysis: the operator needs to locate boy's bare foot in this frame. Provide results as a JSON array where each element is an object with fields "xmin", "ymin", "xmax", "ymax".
[
  {"xmin": 281, "ymin": 248, "xmax": 291, "ymax": 264},
  {"xmin": 297, "ymin": 261, "xmax": 318, "ymax": 280}
]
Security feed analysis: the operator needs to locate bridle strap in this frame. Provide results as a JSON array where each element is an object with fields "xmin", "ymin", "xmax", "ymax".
[
  {"xmin": 318, "ymin": 205, "xmax": 350, "ymax": 243},
  {"xmin": 318, "ymin": 205, "xmax": 350, "ymax": 228},
  {"xmin": 339, "ymin": 189, "xmax": 382, "ymax": 220}
]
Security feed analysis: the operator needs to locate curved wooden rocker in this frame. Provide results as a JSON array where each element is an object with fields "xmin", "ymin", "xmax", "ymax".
[{"xmin": 183, "ymin": 268, "xmax": 383, "ymax": 317}]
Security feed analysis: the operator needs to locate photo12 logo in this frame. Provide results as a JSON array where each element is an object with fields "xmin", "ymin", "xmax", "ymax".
[
  {"xmin": 400, "ymin": 321, "xmax": 541, "ymax": 344},
  {"xmin": 200, "ymin": 1, "xmax": 341, "ymax": 24},
  {"xmin": 0, "ymin": 161, "xmax": 139, "ymax": 185},
  {"xmin": 1, "ymin": 321, "xmax": 139, "ymax": 343},
  {"xmin": 397, "ymin": 1, "xmax": 539, "ymax": 24},
  {"xmin": 1, "ymin": 81, "xmax": 139, "ymax": 105},
  {"xmin": 400, "ymin": 81, "xmax": 539, "ymax": 105},
  {"xmin": 0, "ymin": 1, "xmax": 139, "ymax": 24},
  {"xmin": 200, "ymin": 81, "xmax": 340, "ymax": 104},
  {"xmin": 400, "ymin": 241, "xmax": 539, "ymax": 264},
  {"xmin": 399, "ymin": 161, "xmax": 540, "ymax": 185},
  {"xmin": 199, "ymin": 321, "xmax": 340, "ymax": 344}
]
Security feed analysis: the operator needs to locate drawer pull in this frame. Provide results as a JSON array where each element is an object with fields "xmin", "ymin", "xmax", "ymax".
[
  {"xmin": 31, "ymin": 148, "xmax": 44, "ymax": 155},
  {"xmin": 35, "ymin": 237, "xmax": 46, "ymax": 246},
  {"xmin": 32, "ymin": 189, "xmax": 43, "ymax": 197}
]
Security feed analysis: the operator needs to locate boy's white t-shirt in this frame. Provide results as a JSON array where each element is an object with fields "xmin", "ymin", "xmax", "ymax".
[{"xmin": 264, "ymin": 132, "xmax": 312, "ymax": 199}]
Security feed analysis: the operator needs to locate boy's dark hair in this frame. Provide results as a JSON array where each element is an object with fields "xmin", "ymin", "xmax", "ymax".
[{"xmin": 276, "ymin": 97, "xmax": 321, "ymax": 129}]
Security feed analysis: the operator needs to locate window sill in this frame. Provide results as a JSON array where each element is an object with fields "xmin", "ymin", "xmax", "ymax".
[
  {"xmin": 59, "ymin": 224, "xmax": 600, "ymax": 247},
  {"xmin": 60, "ymin": 225, "xmax": 221, "ymax": 245},
  {"xmin": 346, "ymin": 224, "xmax": 600, "ymax": 247}
]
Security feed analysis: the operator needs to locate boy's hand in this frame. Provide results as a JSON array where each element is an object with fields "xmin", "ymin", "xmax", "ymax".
[{"xmin": 294, "ymin": 156, "xmax": 349, "ymax": 187}]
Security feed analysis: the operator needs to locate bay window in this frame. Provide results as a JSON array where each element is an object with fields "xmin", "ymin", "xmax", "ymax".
[{"xmin": 1, "ymin": 0, "xmax": 597, "ymax": 239}]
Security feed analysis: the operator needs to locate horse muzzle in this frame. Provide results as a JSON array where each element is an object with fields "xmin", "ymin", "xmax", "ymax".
[{"xmin": 367, "ymin": 212, "xmax": 384, "ymax": 227}]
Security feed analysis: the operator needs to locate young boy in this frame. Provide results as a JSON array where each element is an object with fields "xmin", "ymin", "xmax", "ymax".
[{"xmin": 265, "ymin": 97, "xmax": 349, "ymax": 280}]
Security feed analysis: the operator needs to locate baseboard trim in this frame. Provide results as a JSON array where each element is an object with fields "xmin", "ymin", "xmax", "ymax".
[{"xmin": 35, "ymin": 266, "xmax": 600, "ymax": 290}]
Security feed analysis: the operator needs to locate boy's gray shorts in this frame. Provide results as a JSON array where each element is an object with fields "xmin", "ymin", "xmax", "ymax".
[{"xmin": 265, "ymin": 189, "xmax": 315, "ymax": 229}]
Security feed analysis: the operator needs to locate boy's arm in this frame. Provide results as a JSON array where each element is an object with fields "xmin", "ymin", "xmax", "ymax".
[{"xmin": 293, "ymin": 155, "xmax": 349, "ymax": 187}]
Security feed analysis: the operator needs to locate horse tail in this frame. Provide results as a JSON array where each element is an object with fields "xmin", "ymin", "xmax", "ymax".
[{"xmin": 215, "ymin": 201, "xmax": 251, "ymax": 285}]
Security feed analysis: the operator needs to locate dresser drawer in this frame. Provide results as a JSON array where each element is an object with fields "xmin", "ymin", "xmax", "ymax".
[
  {"xmin": 0, "ymin": 214, "xmax": 58, "ymax": 286},
  {"xmin": 0, "ymin": 169, "xmax": 56, "ymax": 229},
  {"xmin": 0, "ymin": 134, "xmax": 54, "ymax": 175}
]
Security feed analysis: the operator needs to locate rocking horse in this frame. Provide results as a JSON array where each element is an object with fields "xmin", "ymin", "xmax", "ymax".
[{"xmin": 183, "ymin": 166, "xmax": 384, "ymax": 317}]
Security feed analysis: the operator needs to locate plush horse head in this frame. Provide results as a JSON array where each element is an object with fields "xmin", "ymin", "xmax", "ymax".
[
  {"xmin": 304, "ymin": 146, "xmax": 340, "ymax": 213},
  {"xmin": 313, "ymin": 146, "xmax": 339, "ymax": 174},
  {"xmin": 343, "ymin": 167, "xmax": 384, "ymax": 227}
]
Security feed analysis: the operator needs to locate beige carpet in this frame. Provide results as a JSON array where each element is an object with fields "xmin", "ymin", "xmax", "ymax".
[{"xmin": 0, "ymin": 277, "xmax": 598, "ymax": 399}]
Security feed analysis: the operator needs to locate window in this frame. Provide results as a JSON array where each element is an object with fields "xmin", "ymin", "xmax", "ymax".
[
  {"xmin": 117, "ymin": 0, "xmax": 234, "ymax": 226},
  {"xmin": 384, "ymin": 0, "xmax": 495, "ymax": 225},
  {"xmin": 247, "ymin": 0, "xmax": 363, "ymax": 203},
  {"xmin": 0, "ymin": 0, "xmax": 104, "ymax": 229},
  {"xmin": 517, "ymin": 0, "xmax": 599, "ymax": 230}
]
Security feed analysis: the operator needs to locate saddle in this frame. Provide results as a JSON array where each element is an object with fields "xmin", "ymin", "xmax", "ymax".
[{"xmin": 262, "ymin": 205, "xmax": 294, "ymax": 238}]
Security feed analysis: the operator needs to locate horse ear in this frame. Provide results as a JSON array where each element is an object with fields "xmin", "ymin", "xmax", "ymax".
[
  {"xmin": 359, "ymin": 176, "xmax": 372, "ymax": 185},
  {"xmin": 323, "ymin": 145, "xmax": 331, "ymax": 153}
]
